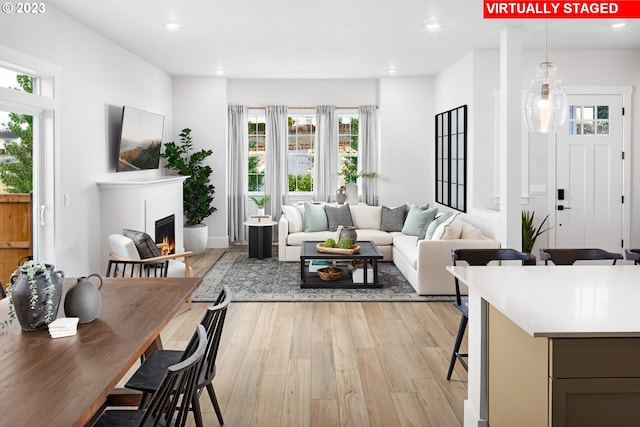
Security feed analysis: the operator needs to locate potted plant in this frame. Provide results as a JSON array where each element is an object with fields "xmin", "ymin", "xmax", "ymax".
[
  {"xmin": 161, "ymin": 128, "xmax": 216, "ymax": 254},
  {"xmin": 249, "ymin": 195, "xmax": 270, "ymax": 216},
  {"xmin": 5, "ymin": 260, "xmax": 64, "ymax": 331},
  {"xmin": 522, "ymin": 210, "xmax": 550, "ymax": 264}
]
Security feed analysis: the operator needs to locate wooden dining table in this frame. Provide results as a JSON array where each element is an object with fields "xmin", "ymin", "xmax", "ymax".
[{"xmin": 0, "ymin": 276, "xmax": 201, "ymax": 427}]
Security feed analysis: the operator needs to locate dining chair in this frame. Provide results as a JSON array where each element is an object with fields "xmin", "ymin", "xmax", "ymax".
[
  {"xmin": 105, "ymin": 259, "xmax": 170, "ymax": 278},
  {"xmin": 447, "ymin": 248, "xmax": 530, "ymax": 381},
  {"xmin": 624, "ymin": 249, "xmax": 640, "ymax": 265},
  {"xmin": 125, "ymin": 286, "xmax": 231, "ymax": 427},
  {"xmin": 93, "ymin": 324, "xmax": 207, "ymax": 427},
  {"xmin": 539, "ymin": 248, "xmax": 623, "ymax": 265}
]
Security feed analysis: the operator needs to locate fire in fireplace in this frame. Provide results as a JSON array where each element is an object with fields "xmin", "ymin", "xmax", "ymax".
[{"xmin": 155, "ymin": 214, "xmax": 175, "ymax": 256}]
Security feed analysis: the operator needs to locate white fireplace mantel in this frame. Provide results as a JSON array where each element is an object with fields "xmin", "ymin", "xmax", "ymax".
[{"xmin": 98, "ymin": 176, "xmax": 187, "ymax": 270}]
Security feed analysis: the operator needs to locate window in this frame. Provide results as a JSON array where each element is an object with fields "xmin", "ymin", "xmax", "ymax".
[
  {"xmin": 288, "ymin": 115, "xmax": 315, "ymax": 192},
  {"xmin": 435, "ymin": 105, "xmax": 467, "ymax": 212},
  {"xmin": 247, "ymin": 114, "xmax": 265, "ymax": 192},
  {"xmin": 569, "ymin": 105, "xmax": 609, "ymax": 135},
  {"xmin": 338, "ymin": 114, "xmax": 359, "ymax": 185}
]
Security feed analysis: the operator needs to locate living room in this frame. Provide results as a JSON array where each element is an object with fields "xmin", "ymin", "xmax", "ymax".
[{"xmin": 2, "ymin": 2, "xmax": 640, "ymax": 425}]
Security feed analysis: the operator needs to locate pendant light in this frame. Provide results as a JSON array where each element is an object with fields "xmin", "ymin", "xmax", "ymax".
[{"xmin": 523, "ymin": 21, "xmax": 568, "ymax": 133}]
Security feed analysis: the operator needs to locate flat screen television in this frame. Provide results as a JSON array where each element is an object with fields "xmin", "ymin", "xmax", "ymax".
[{"xmin": 116, "ymin": 106, "xmax": 165, "ymax": 172}]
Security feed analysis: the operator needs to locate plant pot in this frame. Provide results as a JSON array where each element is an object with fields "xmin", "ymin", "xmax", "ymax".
[
  {"xmin": 523, "ymin": 253, "xmax": 537, "ymax": 266},
  {"xmin": 10, "ymin": 264, "xmax": 64, "ymax": 331},
  {"xmin": 257, "ymin": 207, "xmax": 265, "ymax": 216},
  {"xmin": 184, "ymin": 223, "xmax": 208, "ymax": 254}
]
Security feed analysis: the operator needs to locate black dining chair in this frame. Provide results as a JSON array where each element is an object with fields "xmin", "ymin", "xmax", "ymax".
[
  {"xmin": 93, "ymin": 324, "xmax": 207, "ymax": 427},
  {"xmin": 105, "ymin": 259, "xmax": 170, "ymax": 278},
  {"xmin": 125, "ymin": 286, "xmax": 231, "ymax": 427},
  {"xmin": 540, "ymin": 248, "xmax": 623, "ymax": 265},
  {"xmin": 625, "ymin": 249, "xmax": 640, "ymax": 265},
  {"xmin": 447, "ymin": 248, "xmax": 530, "ymax": 381}
]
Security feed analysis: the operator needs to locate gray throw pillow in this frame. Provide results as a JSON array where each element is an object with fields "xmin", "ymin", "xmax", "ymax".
[
  {"xmin": 324, "ymin": 204, "xmax": 354, "ymax": 232},
  {"xmin": 123, "ymin": 229, "xmax": 162, "ymax": 259},
  {"xmin": 416, "ymin": 217, "xmax": 436, "ymax": 244},
  {"xmin": 380, "ymin": 205, "xmax": 407, "ymax": 232}
]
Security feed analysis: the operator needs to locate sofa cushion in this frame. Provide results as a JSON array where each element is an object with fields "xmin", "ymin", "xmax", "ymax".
[
  {"xmin": 402, "ymin": 204, "xmax": 438, "ymax": 236},
  {"xmin": 392, "ymin": 234, "xmax": 419, "ymax": 268},
  {"xmin": 380, "ymin": 205, "xmax": 407, "ymax": 232},
  {"xmin": 460, "ymin": 221, "xmax": 485, "ymax": 239},
  {"xmin": 324, "ymin": 204, "xmax": 354, "ymax": 231},
  {"xmin": 432, "ymin": 214, "xmax": 462, "ymax": 240},
  {"xmin": 282, "ymin": 205, "xmax": 303, "ymax": 233},
  {"xmin": 123, "ymin": 229, "xmax": 162, "ymax": 259},
  {"xmin": 349, "ymin": 205, "xmax": 382, "ymax": 230},
  {"xmin": 287, "ymin": 231, "xmax": 337, "ymax": 246},
  {"xmin": 424, "ymin": 212, "xmax": 452, "ymax": 240},
  {"xmin": 304, "ymin": 202, "xmax": 329, "ymax": 232},
  {"xmin": 354, "ymin": 229, "xmax": 394, "ymax": 246}
]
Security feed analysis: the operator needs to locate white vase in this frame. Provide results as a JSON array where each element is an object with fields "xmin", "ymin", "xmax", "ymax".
[
  {"xmin": 345, "ymin": 183, "xmax": 358, "ymax": 204},
  {"xmin": 257, "ymin": 207, "xmax": 265, "ymax": 216},
  {"xmin": 183, "ymin": 224, "xmax": 208, "ymax": 254}
]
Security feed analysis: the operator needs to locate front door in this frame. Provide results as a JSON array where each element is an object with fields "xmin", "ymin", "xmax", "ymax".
[{"xmin": 553, "ymin": 94, "xmax": 624, "ymax": 252}]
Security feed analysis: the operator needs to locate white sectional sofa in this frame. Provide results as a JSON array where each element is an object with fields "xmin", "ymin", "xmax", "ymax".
[{"xmin": 278, "ymin": 203, "xmax": 500, "ymax": 295}]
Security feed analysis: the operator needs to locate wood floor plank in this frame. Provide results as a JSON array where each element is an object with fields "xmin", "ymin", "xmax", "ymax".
[
  {"xmin": 413, "ymin": 378, "xmax": 461, "ymax": 427},
  {"xmin": 391, "ymin": 392, "xmax": 433, "ymax": 427},
  {"xmin": 346, "ymin": 302, "xmax": 375, "ymax": 349},
  {"xmin": 312, "ymin": 302, "xmax": 332, "ymax": 330},
  {"xmin": 336, "ymin": 369, "xmax": 372, "ymax": 427},
  {"xmin": 331, "ymin": 304, "xmax": 359, "ymax": 370},
  {"xmin": 250, "ymin": 375, "xmax": 287, "ymax": 426},
  {"xmin": 311, "ymin": 399, "xmax": 341, "ymax": 427},
  {"xmin": 369, "ymin": 325, "xmax": 416, "ymax": 393},
  {"xmin": 249, "ymin": 303, "xmax": 279, "ymax": 350},
  {"xmin": 356, "ymin": 348, "xmax": 402, "ymax": 427},
  {"xmin": 282, "ymin": 358, "xmax": 311, "ymax": 427},
  {"xmin": 290, "ymin": 303, "xmax": 313, "ymax": 359},
  {"xmin": 361, "ymin": 301, "xmax": 387, "ymax": 327},
  {"xmin": 311, "ymin": 328, "xmax": 337, "ymax": 400},
  {"xmin": 387, "ymin": 318, "xmax": 436, "ymax": 380},
  {"xmin": 223, "ymin": 348, "xmax": 268, "ymax": 426},
  {"xmin": 264, "ymin": 308, "xmax": 294, "ymax": 376}
]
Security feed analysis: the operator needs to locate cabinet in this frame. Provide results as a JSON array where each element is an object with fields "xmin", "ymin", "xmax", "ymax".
[{"xmin": 488, "ymin": 306, "xmax": 640, "ymax": 427}]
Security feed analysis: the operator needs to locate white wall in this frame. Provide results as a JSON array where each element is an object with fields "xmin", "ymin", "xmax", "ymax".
[
  {"xmin": 378, "ymin": 77, "xmax": 434, "ymax": 207},
  {"xmin": 0, "ymin": 7, "xmax": 173, "ymax": 275},
  {"xmin": 172, "ymin": 77, "xmax": 228, "ymax": 247}
]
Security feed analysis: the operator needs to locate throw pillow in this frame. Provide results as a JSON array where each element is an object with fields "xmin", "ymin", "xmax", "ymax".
[
  {"xmin": 431, "ymin": 213, "xmax": 463, "ymax": 240},
  {"xmin": 401, "ymin": 204, "xmax": 438, "ymax": 236},
  {"xmin": 324, "ymin": 204, "xmax": 354, "ymax": 232},
  {"xmin": 304, "ymin": 202, "xmax": 329, "ymax": 232},
  {"xmin": 380, "ymin": 205, "xmax": 407, "ymax": 232},
  {"xmin": 281, "ymin": 205, "xmax": 303, "ymax": 233},
  {"xmin": 460, "ymin": 221, "xmax": 485, "ymax": 239},
  {"xmin": 424, "ymin": 212, "xmax": 452, "ymax": 240},
  {"xmin": 416, "ymin": 217, "xmax": 436, "ymax": 244},
  {"xmin": 123, "ymin": 229, "xmax": 162, "ymax": 259}
]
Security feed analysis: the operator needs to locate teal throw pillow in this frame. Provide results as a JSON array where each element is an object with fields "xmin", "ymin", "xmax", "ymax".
[
  {"xmin": 401, "ymin": 204, "xmax": 438, "ymax": 236},
  {"xmin": 304, "ymin": 202, "xmax": 329, "ymax": 232},
  {"xmin": 425, "ymin": 212, "xmax": 452, "ymax": 240}
]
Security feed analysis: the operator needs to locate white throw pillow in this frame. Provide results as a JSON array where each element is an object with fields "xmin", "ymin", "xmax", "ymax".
[
  {"xmin": 431, "ymin": 213, "xmax": 462, "ymax": 240},
  {"xmin": 460, "ymin": 221, "xmax": 485, "ymax": 239},
  {"xmin": 281, "ymin": 205, "xmax": 303, "ymax": 233}
]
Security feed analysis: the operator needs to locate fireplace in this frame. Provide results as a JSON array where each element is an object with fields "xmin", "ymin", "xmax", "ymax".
[{"xmin": 155, "ymin": 214, "xmax": 175, "ymax": 256}]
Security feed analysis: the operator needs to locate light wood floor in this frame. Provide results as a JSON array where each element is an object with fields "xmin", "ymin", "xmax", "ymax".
[{"xmin": 160, "ymin": 248, "xmax": 469, "ymax": 427}]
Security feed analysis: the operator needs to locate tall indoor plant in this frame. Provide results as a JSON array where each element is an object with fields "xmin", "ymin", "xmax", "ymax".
[
  {"xmin": 161, "ymin": 128, "xmax": 216, "ymax": 254},
  {"xmin": 522, "ymin": 210, "xmax": 549, "ymax": 263}
]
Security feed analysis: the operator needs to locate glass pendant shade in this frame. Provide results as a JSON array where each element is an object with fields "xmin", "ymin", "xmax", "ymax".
[{"xmin": 523, "ymin": 61, "xmax": 568, "ymax": 133}]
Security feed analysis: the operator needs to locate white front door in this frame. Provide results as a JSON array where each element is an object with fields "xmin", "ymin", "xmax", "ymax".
[{"xmin": 553, "ymin": 94, "xmax": 624, "ymax": 252}]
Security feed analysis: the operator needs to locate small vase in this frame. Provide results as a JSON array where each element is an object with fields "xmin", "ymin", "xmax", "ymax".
[
  {"xmin": 257, "ymin": 207, "xmax": 265, "ymax": 216},
  {"xmin": 10, "ymin": 264, "xmax": 64, "ymax": 331},
  {"xmin": 64, "ymin": 274, "xmax": 103, "ymax": 323},
  {"xmin": 338, "ymin": 226, "xmax": 358, "ymax": 244},
  {"xmin": 336, "ymin": 187, "xmax": 347, "ymax": 204}
]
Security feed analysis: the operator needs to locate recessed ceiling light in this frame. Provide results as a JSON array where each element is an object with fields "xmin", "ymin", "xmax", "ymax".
[
  {"xmin": 386, "ymin": 67, "xmax": 397, "ymax": 75},
  {"xmin": 424, "ymin": 22, "xmax": 441, "ymax": 31},
  {"xmin": 165, "ymin": 22, "xmax": 182, "ymax": 31},
  {"xmin": 214, "ymin": 67, "xmax": 225, "ymax": 76},
  {"xmin": 611, "ymin": 22, "xmax": 626, "ymax": 29}
]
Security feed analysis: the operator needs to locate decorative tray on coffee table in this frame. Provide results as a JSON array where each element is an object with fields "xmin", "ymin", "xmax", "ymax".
[{"xmin": 315, "ymin": 243, "xmax": 361, "ymax": 255}]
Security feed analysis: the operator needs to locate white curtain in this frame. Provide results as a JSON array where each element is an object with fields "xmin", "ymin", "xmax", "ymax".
[
  {"xmin": 264, "ymin": 105, "xmax": 289, "ymax": 225},
  {"xmin": 314, "ymin": 105, "xmax": 338, "ymax": 202},
  {"xmin": 359, "ymin": 105, "xmax": 380, "ymax": 205},
  {"xmin": 227, "ymin": 105, "xmax": 248, "ymax": 242}
]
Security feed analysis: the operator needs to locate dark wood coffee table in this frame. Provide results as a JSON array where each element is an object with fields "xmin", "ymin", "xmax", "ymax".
[{"xmin": 300, "ymin": 240, "xmax": 383, "ymax": 288}]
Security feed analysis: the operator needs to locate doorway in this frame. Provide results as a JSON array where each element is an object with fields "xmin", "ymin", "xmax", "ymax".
[{"xmin": 550, "ymin": 90, "xmax": 629, "ymax": 252}]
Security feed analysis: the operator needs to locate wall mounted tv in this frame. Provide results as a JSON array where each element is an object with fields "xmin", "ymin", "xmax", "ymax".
[{"xmin": 116, "ymin": 106, "xmax": 165, "ymax": 172}]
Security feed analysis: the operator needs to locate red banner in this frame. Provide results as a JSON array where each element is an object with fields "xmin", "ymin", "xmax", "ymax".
[{"xmin": 484, "ymin": 1, "xmax": 640, "ymax": 18}]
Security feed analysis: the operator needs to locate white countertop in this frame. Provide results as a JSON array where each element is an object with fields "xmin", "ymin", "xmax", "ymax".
[{"xmin": 447, "ymin": 265, "xmax": 640, "ymax": 338}]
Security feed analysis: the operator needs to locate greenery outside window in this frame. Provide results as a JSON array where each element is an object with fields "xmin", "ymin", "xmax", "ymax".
[
  {"xmin": 288, "ymin": 115, "xmax": 315, "ymax": 192},
  {"xmin": 338, "ymin": 114, "xmax": 359, "ymax": 185},
  {"xmin": 247, "ymin": 114, "xmax": 266, "ymax": 192}
]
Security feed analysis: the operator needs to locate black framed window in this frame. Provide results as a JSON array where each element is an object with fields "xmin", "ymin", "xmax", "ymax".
[{"xmin": 435, "ymin": 105, "xmax": 467, "ymax": 212}]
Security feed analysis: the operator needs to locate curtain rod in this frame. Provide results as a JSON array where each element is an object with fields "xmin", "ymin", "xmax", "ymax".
[{"xmin": 248, "ymin": 106, "xmax": 359, "ymax": 110}]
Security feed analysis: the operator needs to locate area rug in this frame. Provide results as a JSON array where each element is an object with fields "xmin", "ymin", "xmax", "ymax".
[{"xmin": 192, "ymin": 251, "xmax": 454, "ymax": 302}]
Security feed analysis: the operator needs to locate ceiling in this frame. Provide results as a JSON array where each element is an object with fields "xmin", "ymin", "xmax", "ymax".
[{"xmin": 47, "ymin": 0, "xmax": 640, "ymax": 79}]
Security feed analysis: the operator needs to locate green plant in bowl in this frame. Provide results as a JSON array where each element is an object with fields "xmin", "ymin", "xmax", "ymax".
[
  {"xmin": 324, "ymin": 238, "xmax": 335, "ymax": 248},
  {"xmin": 338, "ymin": 237, "xmax": 353, "ymax": 249}
]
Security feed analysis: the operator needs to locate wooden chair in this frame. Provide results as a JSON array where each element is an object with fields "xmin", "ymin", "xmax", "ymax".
[
  {"xmin": 540, "ymin": 248, "xmax": 623, "ymax": 265},
  {"xmin": 93, "ymin": 324, "xmax": 207, "ymax": 427},
  {"xmin": 125, "ymin": 286, "xmax": 231, "ymax": 427},
  {"xmin": 624, "ymin": 249, "xmax": 640, "ymax": 265},
  {"xmin": 447, "ymin": 248, "xmax": 530, "ymax": 380}
]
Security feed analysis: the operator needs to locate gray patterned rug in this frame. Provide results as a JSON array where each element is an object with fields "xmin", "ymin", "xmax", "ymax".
[{"xmin": 192, "ymin": 251, "xmax": 454, "ymax": 302}]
